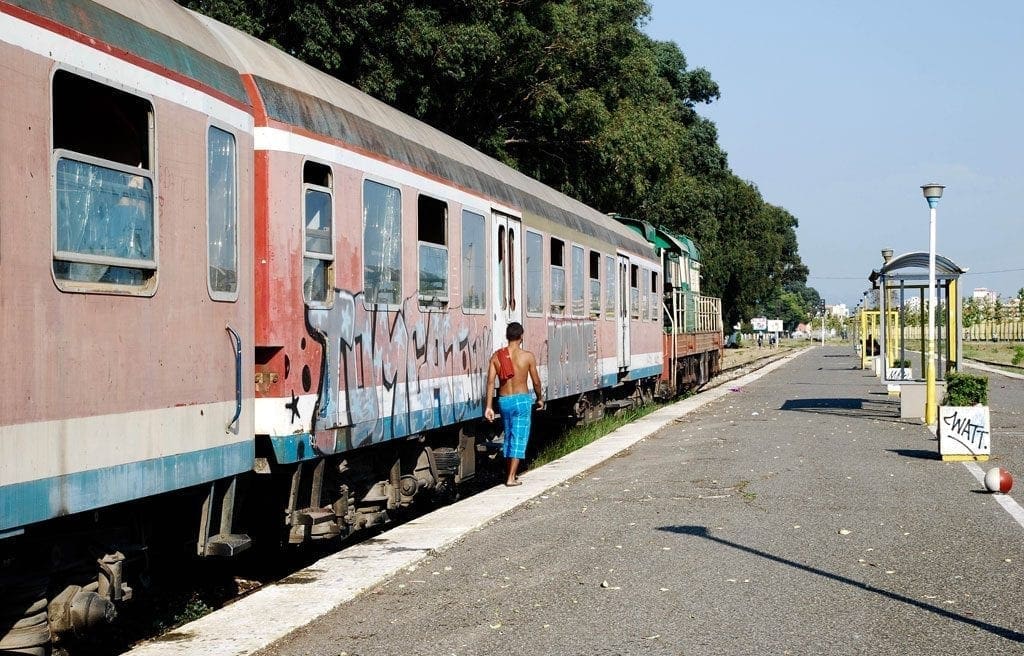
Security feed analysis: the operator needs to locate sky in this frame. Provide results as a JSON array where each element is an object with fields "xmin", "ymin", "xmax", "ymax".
[{"xmin": 643, "ymin": 0, "xmax": 1024, "ymax": 310}]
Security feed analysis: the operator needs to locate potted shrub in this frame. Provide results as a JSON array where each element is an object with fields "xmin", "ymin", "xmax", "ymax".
[
  {"xmin": 938, "ymin": 372, "xmax": 990, "ymax": 461},
  {"xmin": 887, "ymin": 358, "xmax": 913, "ymax": 381}
]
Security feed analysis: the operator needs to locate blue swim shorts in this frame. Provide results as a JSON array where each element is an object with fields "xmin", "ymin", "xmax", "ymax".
[{"xmin": 497, "ymin": 393, "xmax": 534, "ymax": 459}]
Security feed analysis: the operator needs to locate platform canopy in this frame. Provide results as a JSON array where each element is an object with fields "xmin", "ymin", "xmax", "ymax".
[
  {"xmin": 868, "ymin": 251, "xmax": 968, "ymax": 285},
  {"xmin": 862, "ymin": 250, "xmax": 968, "ymax": 382}
]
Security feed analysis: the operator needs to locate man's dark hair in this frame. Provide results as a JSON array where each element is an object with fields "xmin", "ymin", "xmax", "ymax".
[{"xmin": 506, "ymin": 322, "xmax": 524, "ymax": 341}]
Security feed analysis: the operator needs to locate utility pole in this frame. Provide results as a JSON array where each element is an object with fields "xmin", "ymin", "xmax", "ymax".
[{"xmin": 820, "ymin": 299, "xmax": 826, "ymax": 346}]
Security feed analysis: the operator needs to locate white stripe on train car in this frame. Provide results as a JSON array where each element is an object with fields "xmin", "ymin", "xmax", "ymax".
[
  {"xmin": 0, "ymin": 11, "xmax": 252, "ymax": 132},
  {"xmin": 0, "ymin": 401, "xmax": 251, "ymax": 487},
  {"xmin": 255, "ymin": 127, "xmax": 519, "ymax": 218},
  {"xmin": 254, "ymin": 353, "xmax": 666, "ymax": 436}
]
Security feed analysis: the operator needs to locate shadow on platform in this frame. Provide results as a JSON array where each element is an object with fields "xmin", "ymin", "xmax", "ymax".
[
  {"xmin": 887, "ymin": 448, "xmax": 941, "ymax": 460},
  {"xmin": 658, "ymin": 525, "xmax": 1024, "ymax": 644},
  {"xmin": 779, "ymin": 397, "xmax": 899, "ymax": 421}
]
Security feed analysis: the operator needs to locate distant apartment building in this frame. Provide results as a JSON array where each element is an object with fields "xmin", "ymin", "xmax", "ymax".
[
  {"xmin": 828, "ymin": 303, "xmax": 849, "ymax": 318},
  {"xmin": 972, "ymin": 288, "xmax": 998, "ymax": 303}
]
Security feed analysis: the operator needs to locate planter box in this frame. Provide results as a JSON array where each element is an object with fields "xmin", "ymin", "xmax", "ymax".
[
  {"xmin": 887, "ymin": 367, "xmax": 913, "ymax": 381},
  {"xmin": 938, "ymin": 405, "xmax": 990, "ymax": 461},
  {"xmin": 886, "ymin": 367, "xmax": 913, "ymax": 394},
  {"xmin": 899, "ymin": 381, "xmax": 946, "ymax": 420}
]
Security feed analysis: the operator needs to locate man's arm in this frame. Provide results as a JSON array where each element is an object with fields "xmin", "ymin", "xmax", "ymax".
[
  {"xmin": 484, "ymin": 356, "xmax": 498, "ymax": 421},
  {"xmin": 528, "ymin": 354, "xmax": 544, "ymax": 410}
]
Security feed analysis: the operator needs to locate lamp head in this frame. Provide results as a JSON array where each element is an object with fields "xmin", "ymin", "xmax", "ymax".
[
  {"xmin": 921, "ymin": 183, "xmax": 945, "ymax": 208},
  {"xmin": 881, "ymin": 248, "xmax": 893, "ymax": 264}
]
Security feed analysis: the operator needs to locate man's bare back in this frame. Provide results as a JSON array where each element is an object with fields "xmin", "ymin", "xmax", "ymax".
[{"xmin": 484, "ymin": 342, "xmax": 543, "ymax": 421}]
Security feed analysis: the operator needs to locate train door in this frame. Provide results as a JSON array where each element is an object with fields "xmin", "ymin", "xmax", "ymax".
[
  {"xmin": 491, "ymin": 212, "xmax": 522, "ymax": 349},
  {"xmin": 616, "ymin": 254, "xmax": 631, "ymax": 369}
]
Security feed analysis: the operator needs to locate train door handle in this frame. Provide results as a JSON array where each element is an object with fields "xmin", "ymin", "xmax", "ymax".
[{"xmin": 226, "ymin": 326, "xmax": 242, "ymax": 433}]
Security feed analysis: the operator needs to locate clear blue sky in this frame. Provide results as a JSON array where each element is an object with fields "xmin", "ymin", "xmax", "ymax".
[{"xmin": 644, "ymin": 1, "xmax": 1024, "ymax": 309}]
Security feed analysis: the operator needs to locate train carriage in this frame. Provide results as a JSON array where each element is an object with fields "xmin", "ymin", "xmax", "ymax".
[
  {"xmin": 194, "ymin": 13, "xmax": 667, "ymax": 542},
  {"xmin": 0, "ymin": 0, "xmax": 258, "ymax": 647}
]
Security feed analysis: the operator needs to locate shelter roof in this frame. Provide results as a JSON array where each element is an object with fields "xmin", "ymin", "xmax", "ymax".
[{"xmin": 868, "ymin": 251, "xmax": 968, "ymax": 285}]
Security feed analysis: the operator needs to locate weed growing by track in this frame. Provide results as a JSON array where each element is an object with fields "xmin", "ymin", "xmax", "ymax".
[{"xmin": 530, "ymin": 404, "xmax": 662, "ymax": 468}]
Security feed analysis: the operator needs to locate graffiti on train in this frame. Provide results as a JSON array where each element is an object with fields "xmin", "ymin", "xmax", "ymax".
[
  {"xmin": 545, "ymin": 320, "xmax": 599, "ymax": 399},
  {"xmin": 307, "ymin": 291, "xmax": 491, "ymax": 448}
]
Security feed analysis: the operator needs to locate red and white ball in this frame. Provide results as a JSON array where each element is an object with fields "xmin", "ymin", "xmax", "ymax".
[{"xmin": 984, "ymin": 467, "xmax": 1013, "ymax": 494}]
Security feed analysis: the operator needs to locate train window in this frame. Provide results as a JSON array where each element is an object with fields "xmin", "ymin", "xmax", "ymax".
[
  {"xmin": 363, "ymin": 179, "xmax": 402, "ymax": 306},
  {"xmin": 525, "ymin": 231, "xmax": 544, "ymax": 316},
  {"xmin": 589, "ymin": 251, "xmax": 601, "ymax": 318},
  {"xmin": 639, "ymin": 267, "xmax": 649, "ymax": 320},
  {"xmin": 571, "ymin": 245, "xmax": 585, "ymax": 317},
  {"xmin": 651, "ymin": 270, "xmax": 660, "ymax": 321},
  {"xmin": 52, "ymin": 70, "xmax": 156, "ymax": 291},
  {"xmin": 417, "ymin": 195, "xmax": 448, "ymax": 308},
  {"xmin": 630, "ymin": 264, "xmax": 640, "ymax": 319},
  {"xmin": 303, "ymin": 162, "xmax": 334, "ymax": 305},
  {"xmin": 207, "ymin": 126, "xmax": 238, "ymax": 300},
  {"xmin": 497, "ymin": 225, "xmax": 506, "ymax": 310},
  {"xmin": 550, "ymin": 238, "xmax": 565, "ymax": 314},
  {"xmin": 604, "ymin": 255, "xmax": 616, "ymax": 320},
  {"xmin": 461, "ymin": 210, "xmax": 486, "ymax": 312}
]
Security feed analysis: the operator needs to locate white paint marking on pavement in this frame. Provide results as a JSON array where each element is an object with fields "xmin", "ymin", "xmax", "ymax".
[
  {"xmin": 963, "ymin": 462, "xmax": 1024, "ymax": 529},
  {"xmin": 126, "ymin": 349, "xmax": 808, "ymax": 656}
]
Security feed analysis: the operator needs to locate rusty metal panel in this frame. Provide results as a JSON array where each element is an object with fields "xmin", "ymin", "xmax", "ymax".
[{"xmin": 7, "ymin": 0, "xmax": 248, "ymax": 104}]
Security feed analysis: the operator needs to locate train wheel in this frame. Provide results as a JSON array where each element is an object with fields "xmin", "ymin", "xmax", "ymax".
[{"xmin": 0, "ymin": 573, "xmax": 50, "ymax": 655}]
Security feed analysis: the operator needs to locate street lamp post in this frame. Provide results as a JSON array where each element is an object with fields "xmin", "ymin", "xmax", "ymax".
[{"xmin": 921, "ymin": 183, "xmax": 945, "ymax": 425}]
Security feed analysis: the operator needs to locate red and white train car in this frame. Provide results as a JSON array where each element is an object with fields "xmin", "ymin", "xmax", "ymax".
[
  {"xmin": 0, "ymin": 0, "xmax": 257, "ymax": 647},
  {"xmin": 192, "ymin": 13, "xmax": 666, "ymax": 540}
]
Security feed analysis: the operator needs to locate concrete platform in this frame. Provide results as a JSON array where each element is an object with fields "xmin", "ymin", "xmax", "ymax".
[{"xmin": 128, "ymin": 347, "xmax": 1024, "ymax": 656}]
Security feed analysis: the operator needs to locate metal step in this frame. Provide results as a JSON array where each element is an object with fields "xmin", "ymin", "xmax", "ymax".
[
  {"xmin": 292, "ymin": 508, "xmax": 336, "ymax": 525},
  {"xmin": 203, "ymin": 533, "xmax": 252, "ymax": 557}
]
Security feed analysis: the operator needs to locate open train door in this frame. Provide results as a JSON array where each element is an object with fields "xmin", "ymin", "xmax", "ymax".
[
  {"xmin": 616, "ymin": 254, "xmax": 631, "ymax": 369},
  {"xmin": 491, "ymin": 211, "xmax": 523, "ymax": 349}
]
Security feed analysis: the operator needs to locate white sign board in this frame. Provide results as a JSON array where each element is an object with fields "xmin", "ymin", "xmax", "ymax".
[
  {"xmin": 751, "ymin": 317, "xmax": 767, "ymax": 331},
  {"xmin": 767, "ymin": 319, "xmax": 783, "ymax": 333},
  {"xmin": 938, "ymin": 405, "xmax": 991, "ymax": 459},
  {"xmin": 886, "ymin": 367, "xmax": 913, "ymax": 381}
]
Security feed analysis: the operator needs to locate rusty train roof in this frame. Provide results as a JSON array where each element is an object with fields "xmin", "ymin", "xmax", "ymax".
[{"xmin": 33, "ymin": 0, "xmax": 654, "ymax": 256}]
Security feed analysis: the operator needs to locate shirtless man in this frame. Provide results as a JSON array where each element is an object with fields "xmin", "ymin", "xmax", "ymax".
[{"xmin": 484, "ymin": 322, "xmax": 544, "ymax": 486}]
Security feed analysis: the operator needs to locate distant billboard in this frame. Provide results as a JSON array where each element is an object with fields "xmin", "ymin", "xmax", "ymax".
[
  {"xmin": 751, "ymin": 317, "xmax": 767, "ymax": 331},
  {"xmin": 767, "ymin": 319, "xmax": 784, "ymax": 333}
]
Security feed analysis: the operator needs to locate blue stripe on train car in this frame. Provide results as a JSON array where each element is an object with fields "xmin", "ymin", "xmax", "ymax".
[
  {"xmin": 622, "ymin": 364, "xmax": 663, "ymax": 381},
  {"xmin": 6, "ymin": 0, "xmax": 249, "ymax": 105},
  {"xmin": 0, "ymin": 441, "xmax": 254, "ymax": 531}
]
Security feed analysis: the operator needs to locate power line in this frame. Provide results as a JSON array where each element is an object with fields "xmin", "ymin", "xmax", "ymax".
[{"xmin": 808, "ymin": 267, "xmax": 1024, "ymax": 280}]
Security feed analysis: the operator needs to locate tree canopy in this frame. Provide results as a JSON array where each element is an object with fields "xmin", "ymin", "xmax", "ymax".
[{"xmin": 180, "ymin": 0, "xmax": 814, "ymax": 327}]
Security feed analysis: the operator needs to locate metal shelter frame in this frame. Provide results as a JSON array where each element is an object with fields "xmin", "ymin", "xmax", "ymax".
[{"xmin": 866, "ymin": 252, "xmax": 967, "ymax": 383}]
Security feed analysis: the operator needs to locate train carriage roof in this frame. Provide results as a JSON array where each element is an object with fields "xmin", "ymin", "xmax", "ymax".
[
  {"xmin": 31, "ymin": 0, "xmax": 251, "ymax": 105},
  {"xmin": 183, "ymin": 8, "xmax": 652, "ymax": 255}
]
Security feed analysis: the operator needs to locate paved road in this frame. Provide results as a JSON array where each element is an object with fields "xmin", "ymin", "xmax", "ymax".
[{"xmin": 252, "ymin": 346, "xmax": 1024, "ymax": 656}]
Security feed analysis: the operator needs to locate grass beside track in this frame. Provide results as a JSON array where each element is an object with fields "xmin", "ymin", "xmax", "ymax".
[
  {"xmin": 963, "ymin": 340, "xmax": 1024, "ymax": 369},
  {"xmin": 530, "ymin": 404, "xmax": 662, "ymax": 468}
]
